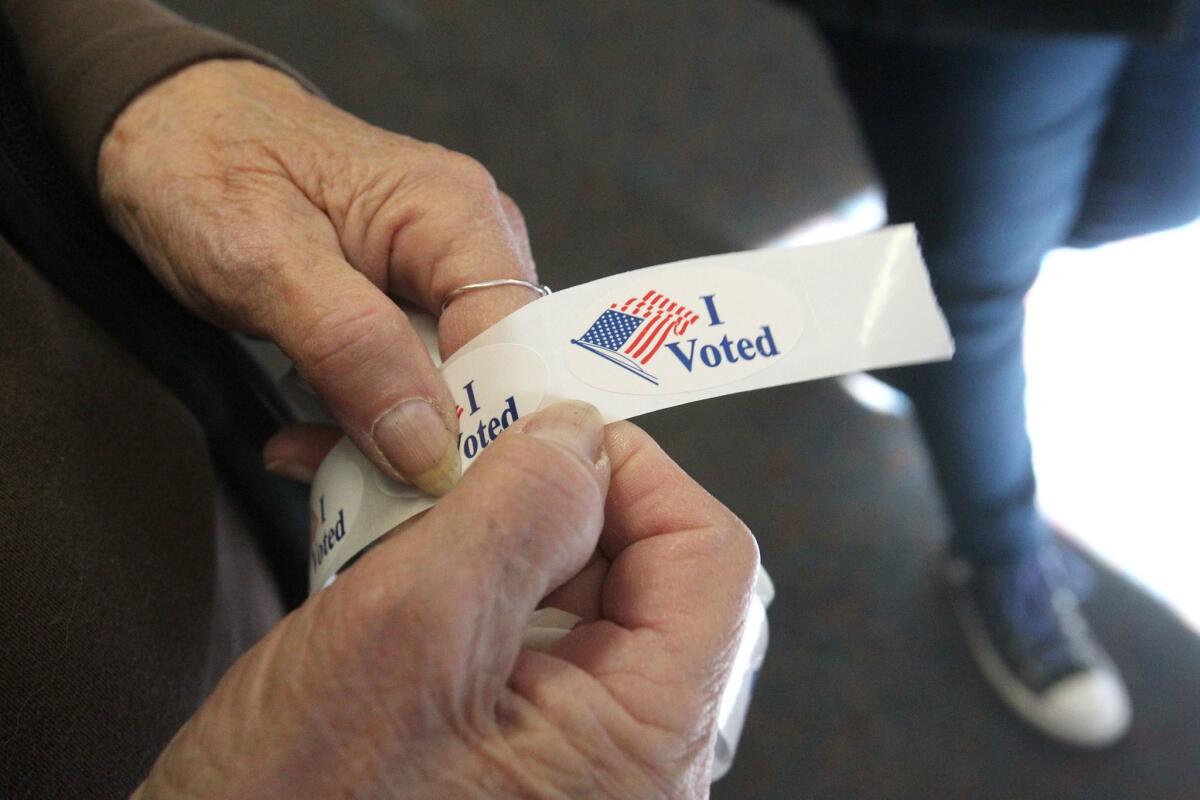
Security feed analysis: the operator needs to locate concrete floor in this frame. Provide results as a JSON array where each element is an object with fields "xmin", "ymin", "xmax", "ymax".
[{"xmin": 163, "ymin": 2, "xmax": 1200, "ymax": 797}]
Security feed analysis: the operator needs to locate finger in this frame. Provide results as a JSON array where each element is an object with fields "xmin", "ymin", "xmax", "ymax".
[
  {"xmin": 352, "ymin": 150, "xmax": 541, "ymax": 358},
  {"xmin": 431, "ymin": 189, "xmax": 541, "ymax": 357},
  {"xmin": 498, "ymin": 190, "xmax": 533, "ymax": 266},
  {"xmin": 539, "ymin": 551, "xmax": 610, "ymax": 622},
  {"xmin": 570, "ymin": 422, "xmax": 758, "ymax": 689},
  {"xmin": 261, "ymin": 250, "xmax": 461, "ymax": 496},
  {"xmin": 263, "ymin": 423, "xmax": 343, "ymax": 483},
  {"xmin": 348, "ymin": 401, "xmax": 610, "ymax": 691}
]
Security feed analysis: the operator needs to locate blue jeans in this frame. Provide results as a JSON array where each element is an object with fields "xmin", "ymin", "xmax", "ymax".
[{"xmin": 819, "ymin": 23, "xmax": 1200, "ymax": 563}]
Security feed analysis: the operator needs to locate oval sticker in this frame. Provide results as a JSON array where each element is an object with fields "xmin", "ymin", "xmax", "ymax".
[
  {"xmin": 308, "ymin": 437, "xmax": 363, "ymax": 580},
  {"xmin": 564, "ymin": 266, "xmax": 801, "ymax": 395},
  {"xmin": 442, "ymin": 343, "xmax": 549, "ymax": 469}
]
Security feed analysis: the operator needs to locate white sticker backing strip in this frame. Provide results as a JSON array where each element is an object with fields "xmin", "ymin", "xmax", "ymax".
[{"xmin": 308, "ymin": 224, "xmax": 952, "ymax": 590}]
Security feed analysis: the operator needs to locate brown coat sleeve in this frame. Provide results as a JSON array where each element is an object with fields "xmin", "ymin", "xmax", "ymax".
[{"xmin": 1, "ymin": 0, "xmax": 316, "ymax": 193}]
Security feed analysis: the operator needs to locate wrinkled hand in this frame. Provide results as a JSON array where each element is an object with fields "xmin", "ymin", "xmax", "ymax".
[
  {"xmin": 99, "ymin": 59, "xmax": 538, "ymax": 495},
  {"xmin": 132, "ymin": 403, "xmax": 757, "ymax": 799}
]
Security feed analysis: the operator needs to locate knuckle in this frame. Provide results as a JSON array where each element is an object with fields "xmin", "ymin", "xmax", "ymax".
[
  {"xmin": 438, "ymin": 150, "xmax": 498, "ymax": 193},
  {"xmin": 203, "ymin": 224, "xmax": 283, "ymax": 287},
  {"xmin": 727, "ymin": 517, "xmax": 759, "ymax": 565},
  {"xmin": 715, "ymin": 517, "xmax": 760, "ymax": 582},
  {"xmin": 294, "ymin": 298, "xmax": 395, "ymax": 380},
  {"xmin": 412, "ymin": 144, "xmax": 497, "ymax": 197},
  {"xmin": 681, "ymin": 514, "xmax": 758, "ymax": 589},
  {"xmin": 497, "ymin": 191, "xmax": 526, "ymax": 226},
  {"xmin": 185, "ymin": 228, "xmax": 291, "ymax": 330},
  {"xmin": 345, "ymin": 167, "xmax": 409, "ymax": 229}
]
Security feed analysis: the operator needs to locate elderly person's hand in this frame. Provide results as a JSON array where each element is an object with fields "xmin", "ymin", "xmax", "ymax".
[
  {"xmin": 99, "ymin": 59, "xmax": 538, "ymax": 496},
  {"xmin": 131, "ymin": 402, "xmax": 757, "ymax": 799}
]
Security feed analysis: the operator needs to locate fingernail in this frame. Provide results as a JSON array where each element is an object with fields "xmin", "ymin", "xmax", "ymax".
[
  {"xmin": 372, "ymin": 398, "xmax": 461, "ymax": 496},
  {"xmin": 264, "ymin": 459, "xmax": 315, "ymax": 483},
  {"xmin": 522, "ymin": 401, "xmax": 605, "ymax": 466}
]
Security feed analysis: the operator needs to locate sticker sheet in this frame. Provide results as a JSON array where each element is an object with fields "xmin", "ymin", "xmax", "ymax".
[{"xmin": 309, "ymin": 224, "xmax": 952, "ymax": 590}]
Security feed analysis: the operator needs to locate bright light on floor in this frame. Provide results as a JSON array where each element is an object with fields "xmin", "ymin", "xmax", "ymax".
[
  {"xmin": 1026, "ymin": 219, "xmax": 1200, "ymax": 630},
  {"xmin": 759, "ymin": 188, "xmax": 886, "ymax": 249},
  {"xmin": 766, "ymin": 202, "xmax": 1199, "ymax": 630}
]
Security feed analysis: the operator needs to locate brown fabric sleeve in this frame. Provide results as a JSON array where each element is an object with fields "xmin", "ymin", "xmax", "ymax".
[
  {"xmin": 0, "ymin": 236, "xmax": 284, "ymax": 798},
  {"xmin": 1, "ymin": 0, "xmax": 319, "ymax": 194}
]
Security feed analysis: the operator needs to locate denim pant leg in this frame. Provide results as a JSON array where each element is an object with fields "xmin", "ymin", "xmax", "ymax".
[
  {"xmin": 1071, "ymin": 17, "xmax": 1200, "ymax": 245},
  {"xmin": 820, "ymin": 29, "xmax": 1130, "ymax": 563}
]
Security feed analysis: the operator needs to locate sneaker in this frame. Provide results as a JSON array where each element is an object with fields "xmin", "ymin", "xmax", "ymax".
[{"xmin": 945, "ymin": 547, "xmax": 1131, "ymax": 748}]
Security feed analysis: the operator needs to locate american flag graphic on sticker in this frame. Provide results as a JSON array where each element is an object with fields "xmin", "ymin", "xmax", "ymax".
[{"xmin": 570, "ymin": 290, "xmax": 701, "ymax": 385}]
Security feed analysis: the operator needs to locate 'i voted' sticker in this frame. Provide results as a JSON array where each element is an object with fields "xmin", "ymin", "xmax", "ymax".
[
  {"xmin": 308, "ymin": 438, "xmax": 365, "ymax": 581},
  {"xmin": 565, "ymin": 267, "xmax": 802, "ymax": 394},
  {"xmin": 443, "ymin": 343, "xmax": 550, "ymax": 469},
  {"xmin": 308, "ymin": 225, "xmax": 954, "ymax": 591}
]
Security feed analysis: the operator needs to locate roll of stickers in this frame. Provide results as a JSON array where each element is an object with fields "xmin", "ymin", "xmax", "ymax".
[{"xmin": 305, "ymin": 224, "xmax": 953, "ymax": 780}]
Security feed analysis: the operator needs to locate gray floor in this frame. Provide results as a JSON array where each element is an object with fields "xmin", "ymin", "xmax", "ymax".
[{"xmin": 165, "ymin": 1, "xmax": 1200, "ymax": 797}]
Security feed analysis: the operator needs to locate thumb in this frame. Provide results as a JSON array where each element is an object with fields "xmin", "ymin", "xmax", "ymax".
[
  {"xmin": 263, "ymin": 256, "xmax": 461, "ymax": 496},
  {"xmin": 360, "ymin": 401, "xmax": 610, "ymax": 690}
]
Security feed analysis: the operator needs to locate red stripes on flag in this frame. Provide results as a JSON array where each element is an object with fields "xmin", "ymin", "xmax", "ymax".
[{"xmin": 612, "ymin": 290, "xmax": 700, "ymax": 365}]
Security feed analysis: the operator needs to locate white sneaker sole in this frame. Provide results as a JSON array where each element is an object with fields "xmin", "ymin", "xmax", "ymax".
[{"xmin": 947, "ymin": 567, "xmax": 1132, "ymax": 748}]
